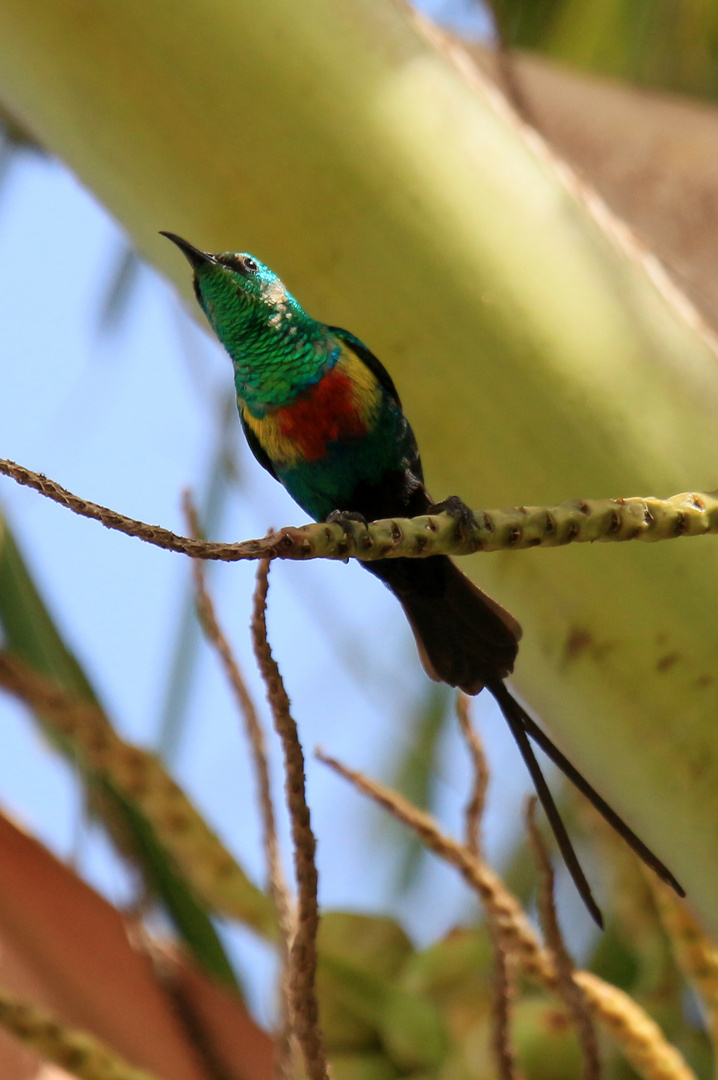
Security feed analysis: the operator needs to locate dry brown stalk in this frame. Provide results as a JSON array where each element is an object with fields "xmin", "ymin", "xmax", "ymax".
[
  {"xmin": 456, "ymin": 692, "xmax": 489, "ymax": 858},
  {"xmin": 488, "ymin": 919, "xmax": 524, "ymax": 1080},
  {"xmin": 0, "ymin": 457, "xmax": 279, "ymax": 561},
  {"xmin": 456, "ymin": 694, "xmax": 521, "ymax": 1079},
  {"xmin": 250, "ymin": 561, "xmax": 328, "ymax": 1080},
  {"xmin": 526, "ymin": 797, "xmax": 600, "ymax": 1080},
  {"xmin": 316, "ymin": 751, "xmax": 697, "ymax": 1080},
  {"xmin": 183, "ymin": 495, "xmax": 295, "ymax": 1080}
]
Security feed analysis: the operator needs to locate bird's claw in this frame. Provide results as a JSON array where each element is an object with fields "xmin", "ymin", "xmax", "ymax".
[
  {"xmin": 325, "ymin": 509, "xmax": 368, "ymax": 539},
  {"xmin": 325, "ymin": 510, "xmax": 369, "ymax": 559},
  {"xmin": 427, "ymin": 495, "xmax": 478, "ymax": 531},
  {"xmin": 326, "ymin": 509, "xmax": 368, "ymax": 526}
]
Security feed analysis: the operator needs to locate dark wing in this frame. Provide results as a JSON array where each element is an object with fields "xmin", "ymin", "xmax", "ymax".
[
  {"xmin": 240, "ymin": 412, "xmax": 278, "ymax": 481},
  {"xmin": 328, "ymin": 326, "xmax": 402, "ymax": 408},
  {"xmin": 328, "ymin": 321, "xmax": 423, "ymax": 488}
]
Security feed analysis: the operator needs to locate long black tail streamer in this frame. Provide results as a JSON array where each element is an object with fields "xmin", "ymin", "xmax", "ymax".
[{"xmin": 488, "ymin": 680, "xmax": 684, "ymax": 929}]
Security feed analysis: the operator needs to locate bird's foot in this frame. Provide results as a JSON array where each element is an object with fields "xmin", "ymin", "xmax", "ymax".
[
  {"xmin": 325, "ymin": 510, "xmax": 369, "ymax": 560},
  {"xmin": 427, "ymin": 495, "xmax": 478, "ymax": 532},
  {"xmin": 326, "ymin": 509, "xmax": 368, "ymax": 529}
]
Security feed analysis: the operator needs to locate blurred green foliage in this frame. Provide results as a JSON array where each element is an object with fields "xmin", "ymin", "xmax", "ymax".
[{"xmin": 496, "ymin": 0, "xmax": 718, "ymax": 100}]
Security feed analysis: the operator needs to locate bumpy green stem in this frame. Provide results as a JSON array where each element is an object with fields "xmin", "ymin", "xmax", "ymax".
[{"xmin": 279, "ymin": 490, "xmax": 718, "ymax": 562}]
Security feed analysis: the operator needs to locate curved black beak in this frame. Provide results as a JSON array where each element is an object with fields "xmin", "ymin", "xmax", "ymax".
[{"xmin": 160, "ymin": 231, "xmax": 217, "ymax": 270}]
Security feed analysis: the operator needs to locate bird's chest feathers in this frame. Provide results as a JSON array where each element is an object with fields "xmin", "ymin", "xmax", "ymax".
[{"xmin": 242, "ymin": 360, "xmax": 381, "ymax": 466}]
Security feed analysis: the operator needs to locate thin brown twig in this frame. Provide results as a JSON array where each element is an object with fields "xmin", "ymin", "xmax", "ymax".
[
  {"xmin": 316, "ymin": 750, "xmax": 697, "ymax": 1080},
  {"xmin": 456, "ymin": 693, "xmax": 520, "ymax": 1078},
  {"xmin": 0, "ymin": 457, "xmax": 276, "ymax": 561},
  {"xmin": 251, "ymin": 561, "xmax": 328, "ymax": 1080},
  {"xmin": 456, "ymin": 692, "xmax": 489, "ymax": 857},
  {"xmin": 488, "ymin": 920, "xmax": 524, "ymax": 1080},
  {"xmin": 526, "ymin": 797, "xmax": 601, "ymax": 1080},
  {"xmin": 183, "ymin": 495, "xmax": 295, "ymax": 1080}
]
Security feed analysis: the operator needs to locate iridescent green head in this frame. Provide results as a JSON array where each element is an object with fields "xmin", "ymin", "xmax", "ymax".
[{"xmin": 161, "ymin": 232, "xmax": 335, "ymax": 413}]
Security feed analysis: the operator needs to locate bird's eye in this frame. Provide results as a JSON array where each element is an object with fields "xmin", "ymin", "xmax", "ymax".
[{"xmin": 217, "ymin": 253, "xmax": 259, "ymax": 274}]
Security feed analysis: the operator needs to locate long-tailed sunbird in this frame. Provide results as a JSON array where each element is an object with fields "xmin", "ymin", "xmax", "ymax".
[{"xmin": 162, "ymin": 232, "xmax": 684, "ymax": 927}]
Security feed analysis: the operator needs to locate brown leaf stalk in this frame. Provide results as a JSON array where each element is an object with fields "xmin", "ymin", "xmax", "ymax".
[
  {"xmin": 456, "ymin": 692, "xmax": 489, "ymax": 858},
  {"xmin": 526, "ymin": 797, "xmax": 600, "ymax": 1080},
  {"xmin": 456, "ymin": 694, "xmax": 521, "ymax": 1079},
  {"xmin": 183, "ymin": 495, "xmax": 295, "ymax": 1079},
  {"xmin": 250, "ymin": 561, "xmax": 328, "ymax": 1080},
  {"xmin": 488, "ymin": 924, "xmax": 523, "ymax": 1080}
]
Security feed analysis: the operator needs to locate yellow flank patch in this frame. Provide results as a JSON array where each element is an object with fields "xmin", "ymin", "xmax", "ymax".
[{"xmin": 241, "ymin": 406, "xmax": 304, "ymax": 467}]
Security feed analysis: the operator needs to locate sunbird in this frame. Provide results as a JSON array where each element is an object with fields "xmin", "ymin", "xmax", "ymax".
[{"xmin": 163, "ymin": 232, "xmax": 683, "ymax": 927}]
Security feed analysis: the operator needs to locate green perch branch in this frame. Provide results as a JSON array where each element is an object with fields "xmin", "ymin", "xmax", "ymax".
[
  {"xmin": 1, "ymin": 457, "xmax": 717, "ymax": 563},
  {"xmin": 278, "ymin": 489, "xmax": 718, "ymax": 562}
]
